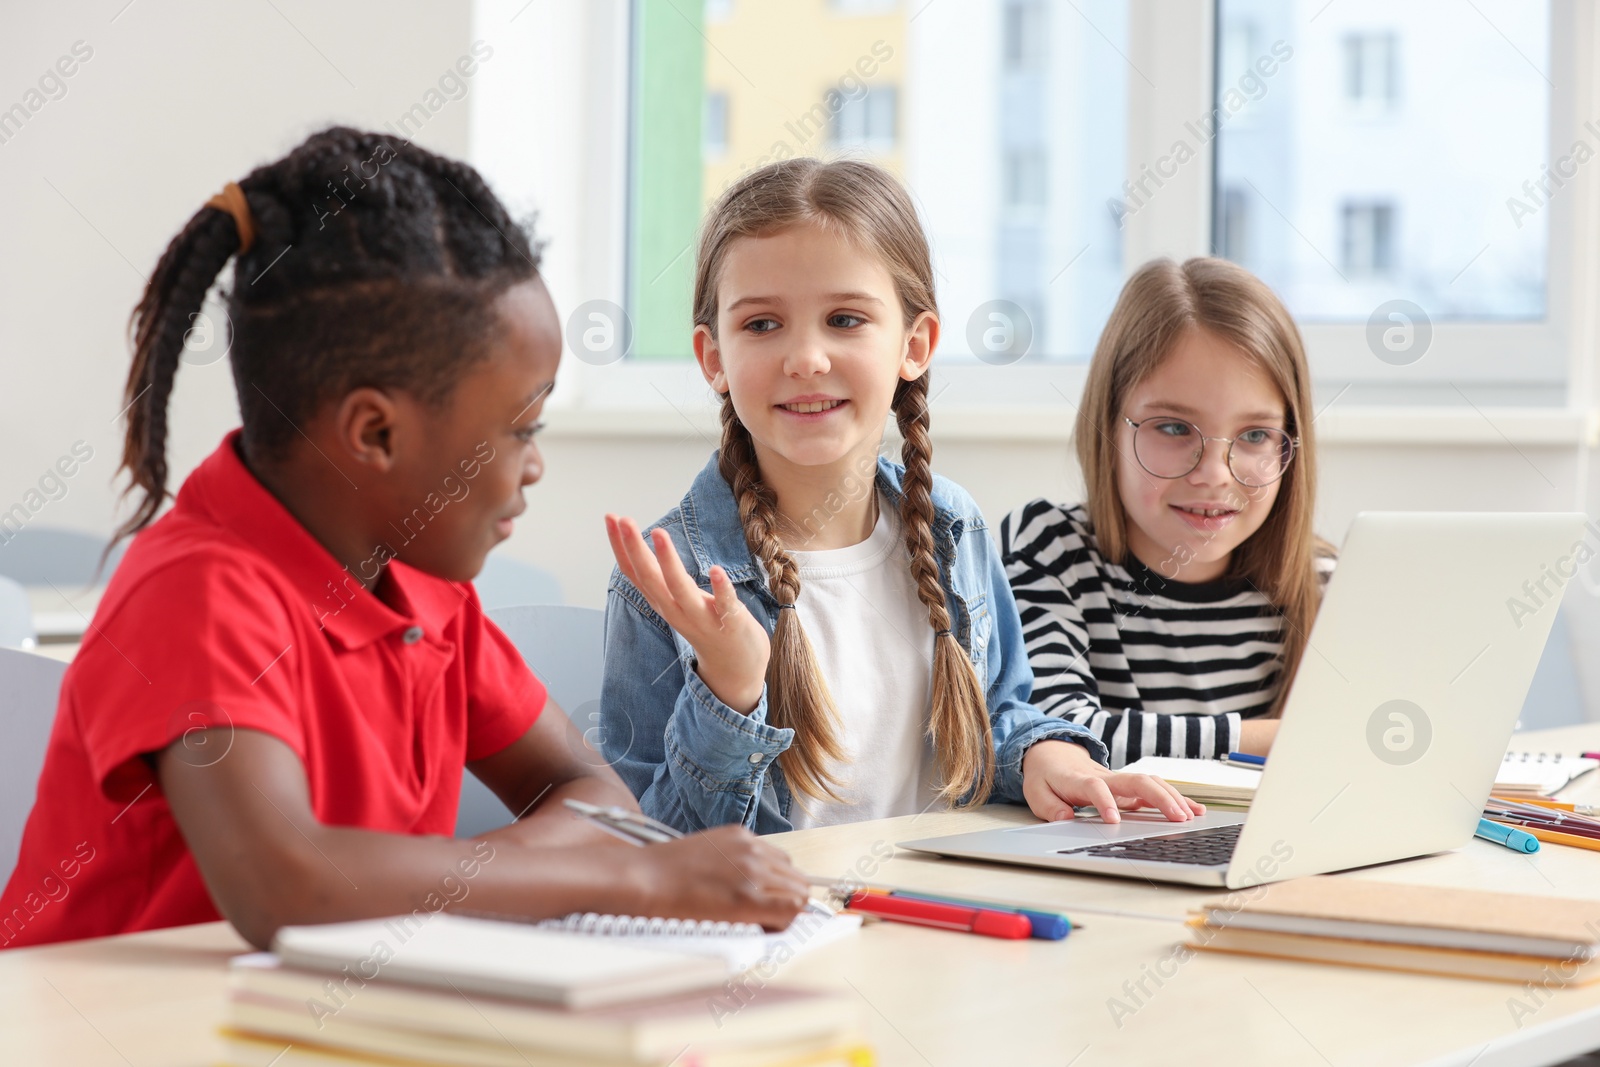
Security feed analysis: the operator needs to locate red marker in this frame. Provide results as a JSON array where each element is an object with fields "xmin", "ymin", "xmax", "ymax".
[{"xmin": 845, "ymin": 891, "xmax": 1031, "ymax": 939}]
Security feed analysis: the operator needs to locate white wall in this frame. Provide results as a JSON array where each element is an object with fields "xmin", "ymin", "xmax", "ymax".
[{"xmin": 0, "ymin": 1, "xmax": 476, "ymax": 536}]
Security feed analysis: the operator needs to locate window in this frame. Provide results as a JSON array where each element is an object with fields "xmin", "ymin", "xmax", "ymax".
[
  {"xmin": 703, "ymin": 91, "xmax": 728, "ymax": 158},
  {"xmin": 1341, "ymin": 202, "xmax": 1395, "ymax": 277},
  {"xmin": 529, "ymin": 0, "xmax": 1579, "ymax": 410},
  {"xmin": 625, "ymin": 0, "xmax": 1130, "ymax": 373},
  {"xmin": 1003, "ymin": 0, "xmax": 1046, "ymax": 71},
  {"xmin": 1003, "ymin": 148, "xmax": 1048, "ymax": 210},
  {"xmin": 1343, "ymin": 32, "xmax": 1398, "ymax": 110},
  {"xmin": 1217, "ymin": 185, "xmax": 1250, "ymax": 263},
  {"xmin": 1216, "ymin": 1, "xmax": 1548, "ymax": 321},
  {"xmin": 832, "ymin": 86, "xmax": 897, "ymax": 152},
  {"xmin": 1206, "ymin": 0, "xmax": 1573, "ymax": 405},
  {"xmin": 830, "ymin": 0, "xmax": 898, "ymax": 14}
]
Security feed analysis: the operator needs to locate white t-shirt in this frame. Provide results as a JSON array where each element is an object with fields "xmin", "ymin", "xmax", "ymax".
[{"xmin": 783, "ymin": 495, "xmax": 938, "ymax": 830}]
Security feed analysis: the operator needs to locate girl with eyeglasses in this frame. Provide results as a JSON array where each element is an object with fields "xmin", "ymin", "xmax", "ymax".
[{"xmin": 1001, "ymin": 257, "xmax": 1336, "ymax": 769}]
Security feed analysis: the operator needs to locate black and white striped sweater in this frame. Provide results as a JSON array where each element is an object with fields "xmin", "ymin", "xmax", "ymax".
[{"xmin": 999, "ymin": 499, "xmax": 1335, "ymax": 769}]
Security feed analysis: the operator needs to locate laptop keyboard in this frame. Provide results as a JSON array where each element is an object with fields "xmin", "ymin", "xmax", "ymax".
[{"xmin": 1063, "ymin": 823, "xmax": 1242, "ymax": 866}]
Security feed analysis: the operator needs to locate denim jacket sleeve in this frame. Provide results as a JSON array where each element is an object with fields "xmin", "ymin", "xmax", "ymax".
[
  {"xmin": 598, "ymin": 575, "xmax": 794, "ymax": 833},
  {"xmin": 979, "ymin": 531, "xmax": 1112, "ymax": 803}
]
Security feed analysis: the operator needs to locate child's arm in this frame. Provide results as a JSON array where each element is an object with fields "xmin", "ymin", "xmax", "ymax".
[
  {"xmin": 598, "ymin": 518, "xmax": 793, "ymax": 832},
  {"xmin": 982, "ymin": 541, "xmax": 1205, "ymax": 824},
  {"xmin": 155, "ymin": 729, "xmax": 809, "ymax": 950},
  {"xmin": 463, "ymin": 700, "xmax": 656, "ymax": 848}
]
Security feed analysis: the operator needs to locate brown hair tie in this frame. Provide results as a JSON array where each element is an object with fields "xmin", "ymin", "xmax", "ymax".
[{"xmin": 206, "ymin": 181, "xmax": 255, "ymax": 255}]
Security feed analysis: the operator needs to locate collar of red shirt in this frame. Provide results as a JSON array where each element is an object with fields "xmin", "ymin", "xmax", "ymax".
[{"xmin": 179, "ymin": 430, "xmax": 473, "ymax": 650}]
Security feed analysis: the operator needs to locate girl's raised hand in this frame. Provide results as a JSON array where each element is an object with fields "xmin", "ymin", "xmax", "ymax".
[
  {"xmin": 605, "ymin": 514, "xmax": 771, "ymax": 714},
  {"xmin": 1020, "ymin": 739, "xmax": 1207, "ymax": 824}
]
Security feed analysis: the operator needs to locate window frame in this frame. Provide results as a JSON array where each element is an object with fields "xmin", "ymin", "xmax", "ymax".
[{"xmin": 529, "ymin": 0, "xmax": 1599, "ymax": 442}]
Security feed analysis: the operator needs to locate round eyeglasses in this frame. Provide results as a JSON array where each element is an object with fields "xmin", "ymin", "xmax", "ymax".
[{"xmin": 1123, "ymin": 416, "xmax": 1299, "ymax": 488}]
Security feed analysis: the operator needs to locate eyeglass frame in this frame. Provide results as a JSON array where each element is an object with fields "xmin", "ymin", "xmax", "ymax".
[{"xmin": 1121, "ymin": 415, "xmax": 1301, "ymax": 487}]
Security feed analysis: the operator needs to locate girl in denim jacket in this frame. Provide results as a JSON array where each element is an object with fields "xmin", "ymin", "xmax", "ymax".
[{"xmin": 599, "ymin": 159, "xmax": 1202, "ymax": 834}]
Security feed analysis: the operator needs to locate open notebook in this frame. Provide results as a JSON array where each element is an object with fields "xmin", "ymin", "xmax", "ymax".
[
  {"xmin": 532, "ymin": 908, "xmax": 862, "ymax": 974},
  {"xmin": 1495, "ymin": 752, "xmax": 1600, "ymax": 796},
  {"xmin": 1124, "ymin": 751, "xmax": 1599, "ymax": 806},
  {"xmin": 274, "ymin": 909, "xmax": 859, "ymax": 1011}
]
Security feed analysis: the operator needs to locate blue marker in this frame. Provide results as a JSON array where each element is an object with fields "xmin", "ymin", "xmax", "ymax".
[
  {"xmin": 1224, "ymin": 751, "xmax": 1266, "ymax": 767},
  {"xmin": 1476, "ymin": 818, "xmax": 1540, "ymax": 854}
]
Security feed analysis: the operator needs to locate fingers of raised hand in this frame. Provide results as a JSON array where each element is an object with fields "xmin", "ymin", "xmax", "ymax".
[
  {"xmin": 708, "ymin": 566, "xmax": 758, "ymax": 632},
  {"xmin": 610, "ymin": 517, "xmax": 667, "ymax": 597},
  {"xmin": 652, "ymin": 529, "xmax": 712, "ymax": 612}
]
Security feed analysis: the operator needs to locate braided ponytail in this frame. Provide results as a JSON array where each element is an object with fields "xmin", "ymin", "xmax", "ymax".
[
  {"xmin": 717, "ymin": 397, "xmax": 848, "ymax": 802},
  {"xmin": 117, "ymin": 200, "xmax": 251, "ymax": 544},
  {"xmin": 893, "ymin": 375, "xmax": 994, "ymax": 805},
  {"xmin": 112, "ymin": 127, "xmax": 539, "ymax": 547}
]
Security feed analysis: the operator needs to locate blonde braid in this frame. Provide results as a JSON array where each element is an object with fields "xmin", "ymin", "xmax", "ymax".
[
  {"xmin": 716, "ymin": 397, "xmax": 847, "ymax": 801},
  {"xmin": 894, "ymin": 376, "xmax": 995, "ymax": 805}
]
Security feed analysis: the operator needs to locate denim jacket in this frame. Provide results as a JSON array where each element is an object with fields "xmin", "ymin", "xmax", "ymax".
[{"xmin": 599, "ymin": 451, "xmax": 1110, "ymax": 834}]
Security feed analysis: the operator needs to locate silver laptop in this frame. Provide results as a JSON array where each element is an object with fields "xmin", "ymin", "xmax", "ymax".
[{"xmin": 901, "ymin": 512, "xmax": 1591, "ymax": 888}]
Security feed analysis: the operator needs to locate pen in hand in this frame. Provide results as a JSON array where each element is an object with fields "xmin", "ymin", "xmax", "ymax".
[{"xmin": 563, "ymin": 799, "xmax": 836, "ymax": 918}]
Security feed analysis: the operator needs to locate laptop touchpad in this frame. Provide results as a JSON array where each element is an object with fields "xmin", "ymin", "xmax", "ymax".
[
  {"xmin": 1007, "ymin": 816, "xmax": 1175, "ymax": 843},
  {"xmin": 1006, "ymin": 812, "xmax": 1240, "ymax": 844}
]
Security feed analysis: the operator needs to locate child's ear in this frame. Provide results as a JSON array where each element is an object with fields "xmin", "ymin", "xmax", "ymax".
[
  {"xmin": 333, "ymin": 387, "xmax": 402, "ymax": 471},
  {"xmin": 693, "ymin": 323, "xmax": 729, "ymax": 394},
  {"xmin": 900, "ymin": 311, "xmax": 939, "ymax": 382}
]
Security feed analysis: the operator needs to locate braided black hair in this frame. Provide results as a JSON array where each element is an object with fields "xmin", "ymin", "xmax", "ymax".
[{"xmin": 116, "ymin": 126, "xmax": 541, "ymax": 545}]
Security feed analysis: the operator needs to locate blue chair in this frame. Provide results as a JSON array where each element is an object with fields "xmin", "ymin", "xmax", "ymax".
[
  {"xmin": 0, "ymin": 647, "xmax": 68, "ymax": 880},
  {"xmin": 472, "ymin": 554, "xmax": 563, "ymax": 610},
  {"xmin": 0, "ymin": 576, "xmax": 35, "ymax": 650},
  {"xmin": 0, "ymin": 526, "xmax": 124, "ymax": 587},
  {"xmin": 455, "ymin": 604, "xmax": 606, "ymax": 837}
]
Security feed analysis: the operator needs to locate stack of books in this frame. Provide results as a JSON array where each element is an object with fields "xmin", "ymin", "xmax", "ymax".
[
  {"xmin": 1186, "ymin": 876, "xmax": 1600, "ymax": 985},
  {"xmin": 220, "ymin": 913, "xmax": 872, "ymax": 1067},
  {"xmin": 1122, "ymin": 751, "xmax": 1600, "ymax": 811}
]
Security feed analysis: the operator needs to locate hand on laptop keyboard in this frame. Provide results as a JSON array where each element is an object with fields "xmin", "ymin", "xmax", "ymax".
[{"xmin": 1020, "ymin": 740, "xmax": 1208, "ymax": 825}]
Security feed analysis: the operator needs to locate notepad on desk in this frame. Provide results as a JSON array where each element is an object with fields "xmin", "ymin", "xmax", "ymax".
[
  {"xmin": 534, "ymin": 909, "xmax": 862, "ymax": 974},
  {"xmin": 227, "ymin": 953, "xmax": 866, "ymax": 1067},
  {"xmin": 273, "ymin": 914, "xmax": 731, "ymax": 1009},
  {"xmin": 1495, "ymin": 752, "xmax": 1599, "ymax": 797},
  {"xmin": 241, "ymin": 912, "xmax": 872, "ymax": 1066}
]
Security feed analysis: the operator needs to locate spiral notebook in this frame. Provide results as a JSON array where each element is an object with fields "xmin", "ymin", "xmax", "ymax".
[
  {"xmin": 272, "ymin": 914, "xmax": 731, "ymax": 1010},
  {"xmin": 1495, "ymin": 752, "xmax": 1600, "ymax": 797},
  {"xmin": 534, "ymin": 909, "xmax": 863, "ymax": 973}
]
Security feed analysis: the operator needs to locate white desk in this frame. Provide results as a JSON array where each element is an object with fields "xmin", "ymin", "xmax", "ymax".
[{"xmin": 5, "ymin": 725, "xmax": 1600, "ymax": 1066}]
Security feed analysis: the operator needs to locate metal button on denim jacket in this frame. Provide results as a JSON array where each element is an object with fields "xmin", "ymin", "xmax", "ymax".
[{"xmin": 597, "ymin": 451, "xmax": 1108, "ymax": 834}]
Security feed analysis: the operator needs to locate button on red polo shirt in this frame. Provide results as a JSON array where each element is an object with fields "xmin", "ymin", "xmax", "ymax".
[{"xmin": 0, "ymin": 431, "xmax": 545, "ymax": 948}]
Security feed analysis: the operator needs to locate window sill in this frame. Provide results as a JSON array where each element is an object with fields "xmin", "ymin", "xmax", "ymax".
[{"xmin": 541, "ymin": 405, "xmax": 1600, "ymax": 447}]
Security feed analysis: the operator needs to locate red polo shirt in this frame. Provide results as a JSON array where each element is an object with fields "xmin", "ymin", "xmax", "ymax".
[{"xmin": 0, "ymin": 431, "xmax": 545, "ymax": 948}]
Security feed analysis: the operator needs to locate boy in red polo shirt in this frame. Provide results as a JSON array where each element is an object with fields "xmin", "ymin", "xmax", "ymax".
[{"xmin": 0, "ymin": 128, "xmax": 807, "ymax": 950}]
